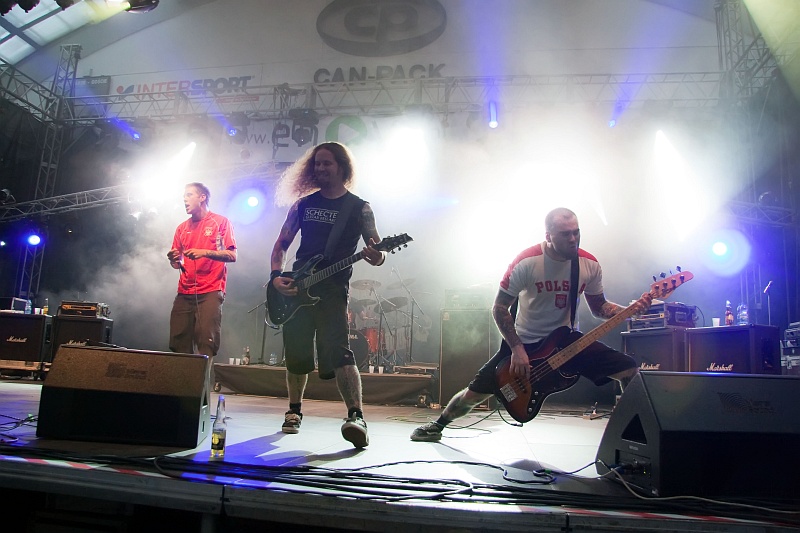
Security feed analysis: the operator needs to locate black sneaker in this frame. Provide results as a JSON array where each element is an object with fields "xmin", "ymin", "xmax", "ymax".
[
  {"xmin": 410, "ymin": 422, "xmax": 443, "ymax": 442},
  {"xmin": 341, "ymin": 416, "xmax": 369, "ymax": 448},
  {"xmin": 282, "ymin": 411, "xmax": 302, "ymax": 434}
]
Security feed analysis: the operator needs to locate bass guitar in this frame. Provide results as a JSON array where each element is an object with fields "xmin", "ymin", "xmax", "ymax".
[
  {"xmin": 266, "ymin": 233, "xmax": 413, "ymax": 326},
  {"xmin": 494, "ymin": 269, "xmax": 693, "ymax": 423}
]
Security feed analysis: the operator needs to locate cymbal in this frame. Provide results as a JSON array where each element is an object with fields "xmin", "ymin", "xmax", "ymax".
[
  {"xmin": 351, "ymin": 279, "xmax": 380, "ymax": 291},
  {"xmin": 387, "ymin": 279, "xmax": 415, "ymax": 290},
  {"xmin": 387, "ymin": 296, "xmax": 408, "ymax": 309}
]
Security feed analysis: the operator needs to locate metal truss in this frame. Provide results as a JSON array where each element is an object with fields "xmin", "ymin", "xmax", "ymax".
[
  {"xmin": 56, "ymin": 71, "xmax": 724, "ymax": 127},
  {"xmin": 0, "ymin": 160, "xmax": 284, "ymax": 224}
]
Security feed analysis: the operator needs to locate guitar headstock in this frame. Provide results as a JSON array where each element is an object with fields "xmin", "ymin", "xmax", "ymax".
[
  {"xmin": 376, "ymin": 233, "xmax": 413, "ymax": 254},
  {"xmin": 649, "ymin": 267, "xmax": 693, "ymax": 300}
]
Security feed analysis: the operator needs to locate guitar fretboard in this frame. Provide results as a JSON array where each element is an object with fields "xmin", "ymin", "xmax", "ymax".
[{"xmin": 297, "ymin": 251, "xmax": 365, "ymax": 290}]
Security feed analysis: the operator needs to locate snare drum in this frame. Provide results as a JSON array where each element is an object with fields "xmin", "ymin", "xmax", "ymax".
[
  {"xmin": 362, "ymin": 327, "xmax": 384, "ymax": 354},
  {"xmin": 348, "ymin": 329, "xmax": 370, "ymax": 370}
]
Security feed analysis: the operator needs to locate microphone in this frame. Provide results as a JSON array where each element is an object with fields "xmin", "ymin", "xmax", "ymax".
[{"xmin": 764, "ymin": 280, "xmax": 773, "ymax": 294}]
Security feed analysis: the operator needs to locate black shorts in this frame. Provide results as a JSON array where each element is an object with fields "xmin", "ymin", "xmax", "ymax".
[
  {"xmin": 281, "ymin": 281, "xmax": 357, "ymax": 379},
  {"xmin": 468, "ymin": 332, "xmax": 637, "ymax": 395}
]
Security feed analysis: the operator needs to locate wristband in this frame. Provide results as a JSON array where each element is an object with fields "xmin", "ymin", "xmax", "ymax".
[{"xmin": 270, "ymin": 270, "xmax": 282, "ymax": 282}]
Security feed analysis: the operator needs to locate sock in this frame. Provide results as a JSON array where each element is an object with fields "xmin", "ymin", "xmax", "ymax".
[
  {"xmin": 289, "ymin": 402, "xmax": 302, "ymax": 415},
  {"xmin": 348, "ymin": 408, "xmax": 363, "ymax": 420},
  {"xmin": 434, "ymin": 416, "xmax": 451, "ymax": 428}
]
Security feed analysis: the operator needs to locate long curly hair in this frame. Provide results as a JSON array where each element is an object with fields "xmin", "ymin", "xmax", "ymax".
[{"xmin": 274, "ymin": 142, "xmax": 357, "ymax": 206}]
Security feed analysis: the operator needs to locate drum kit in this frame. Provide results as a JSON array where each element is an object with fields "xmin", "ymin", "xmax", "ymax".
[{"xmin": 348, "ymin": 274, "xmax": 428, "ymax": 370}]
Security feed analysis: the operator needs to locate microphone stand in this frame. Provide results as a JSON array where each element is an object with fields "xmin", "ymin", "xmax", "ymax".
[
  {"xmin": 764, "ymin": 281, "xmax": 773, "ymax": 326},
  {"xmin": 391, "ymin": 267, "xmax": 426, "ymax": 364}
]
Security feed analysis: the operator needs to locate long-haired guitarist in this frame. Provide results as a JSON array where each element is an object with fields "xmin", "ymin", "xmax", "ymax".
[
  {"xmin": 411, "ymin": 207, "xmax": 652, "ymax": 442},
  {"xmin": 269, "ymin": 142, "xmax": 386, "ymax": 448}
]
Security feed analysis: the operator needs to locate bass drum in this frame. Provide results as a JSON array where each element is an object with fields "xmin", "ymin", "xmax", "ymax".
[{"xmin": 347, "ymin": 329, "xmax": 370, "ymax": 370}]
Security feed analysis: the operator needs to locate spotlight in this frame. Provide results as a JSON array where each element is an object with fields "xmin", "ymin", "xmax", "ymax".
[
  {"xmin": 0, "ymin": 189, "xmax": 15, "ymax": 204},
  {"xmin": 115, "ymin": 0, "xmax": 159, "ymax": 12},
  {"xmin": 288, "ymin": 108, "xmax": 319, "ymax": 147},
  {"xmin": 225, "ymin": 113, "xmax": 250, "ymax": 145},
  {"xmin": 16, "ymin": 0, "xmax": 39, "ymax": 12},
  {"xmin": 488, "ymin": 101, "xmax": 498, "ymax": 129},
  {"xmin": 27, "ymin": 233, "xmax": 42, "ymax": 246}
]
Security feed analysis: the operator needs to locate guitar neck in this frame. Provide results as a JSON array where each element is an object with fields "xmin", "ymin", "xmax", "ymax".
[
  {"xmin": 297, "ymin": 251, "xmax": 365, "ymax": 290},
  {"xmin": 549, "ymin": 301, "xmax": 642, "ymax": 369}
]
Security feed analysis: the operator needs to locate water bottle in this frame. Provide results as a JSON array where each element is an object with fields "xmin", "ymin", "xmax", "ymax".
[
  {"xmin": 210, "ymin": 395, "xmax": 227, "ymax": 459},
  {"xmin": 24, "ymin": 299, "xmax": 32, "ymax": 314},
  {"xmin": 736, "ymin": 303, "xmax": 749, "ymax": 325},
  {"xmin": 269, "ymin": 352, "xmax": 277, "ymax": 366},
  {"xmin": 242, "ymin": 346, "xmax": 250, "ymax": 365},
  {"xmin": 42, "ymin": 298, "xmax": 49, "ymax": 315}
]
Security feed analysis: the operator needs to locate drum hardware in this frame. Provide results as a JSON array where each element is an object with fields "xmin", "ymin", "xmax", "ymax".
[
  {"xmin": 351, "ymin": 279, "xmax": 381, "ymax": 291},
  {"xmin": 387, "ymin": 266, "xmax": 428, "ymax": 365},
  {"xmin": 387, "ymin": 278, "xmax": 414, "ymax": 291}
]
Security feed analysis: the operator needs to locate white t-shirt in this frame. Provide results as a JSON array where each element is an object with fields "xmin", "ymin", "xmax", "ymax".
[{"xmin": 499, "ymin": 242, "xmax": 604, "ymax": 343}]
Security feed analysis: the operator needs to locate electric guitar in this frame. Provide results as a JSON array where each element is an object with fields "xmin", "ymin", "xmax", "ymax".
[
  {"xmin": 494, "ymin": 270, "xmax": 694, "ymax": 423},
  {"xmin": 266, "ymin": 233, "xmax": 413, "ymax": 326}
]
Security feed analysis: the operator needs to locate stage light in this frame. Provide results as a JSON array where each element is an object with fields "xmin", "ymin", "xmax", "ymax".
[
  {"xmin": 225, "ymin": 113, "xmax": 250, "ymax": 145},
  {"xmin": 109, "ymin": 0, "xmax": 159, "ymax": 12},
  {"xmin": 0, "ymin": 240, "xmax": 6, "ymax": 247},
  {"xmin": 608, "ymin": 119, "xmax": 617, "ymax": 128},
  {"xmin": 27, "ymin": 233, "xmax": 41, "ymax": 246},
  {"xmin": 16, "ymin": 0, "xmax": 39, "ymax": 12},
  {"xmin": 702, "ymin": 229, "xmax": 751, "ymax": 277},
  {"xmin": 488, "ymin": 101, "xmax": 498, "ymax": 129},
  {"xmin": 0, "ymin": 189, "xmax": 15, "ymax": 204},
  {"xmin": 247, "ymin": 196, "xmax": 259, "ymax": 207},
  {"xmin": 289, "ymin": 108, "xmax": 319, "ymax": 147}
]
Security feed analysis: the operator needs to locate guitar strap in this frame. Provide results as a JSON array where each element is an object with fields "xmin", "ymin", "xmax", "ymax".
[
  {"xmin": 497, "ymin": 257, "xmax": 580, "ymax": 356},
  {"xmin": 323, "ymin": 192, "xmax": 358, "ymax": 261},
  {"xmin": 569, "ymin": 257, "xmax": 579, "ymax": 330}
]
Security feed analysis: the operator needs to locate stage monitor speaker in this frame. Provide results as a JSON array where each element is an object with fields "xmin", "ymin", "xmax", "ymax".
[
  {"xmin": 49, "ymin": 316, "xmax": 113, "ymax": 363},
  {"xmin": 37, "ymin": 346, "xmax": 211, "ymax": 448},
  {"xmin": 687, "ymin": 324, "xmax": 780, "ymax": 374},
  {"xmin": 439, "ymin": 309, "xmax": 497, "ymax": 405},
  {"xmin": 0, "ymin": 313, "xmax": 51, "ymax": 362},
  {"xmin": 596, "ymin": 371, "xmax": 800, "ymax": 500},
  {"xmin": 621, "ymin": 327, "xmax": 686, "ymax": 372}
]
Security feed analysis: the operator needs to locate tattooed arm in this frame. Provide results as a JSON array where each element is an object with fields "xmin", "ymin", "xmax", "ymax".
[
  {"xmin": 492, "ymin": 290, "xmax": 529, "ymax": 380},
  {"xmin": 360, "ymin": 202, "xmax": 385, "ymax": 266},
  {"xmin": 270, "ymin": 202, "xmax": 301, "ymax": 296},
  {"xmin": 585, "ymin": 292, "xmax": 653, "ymax": 319}
]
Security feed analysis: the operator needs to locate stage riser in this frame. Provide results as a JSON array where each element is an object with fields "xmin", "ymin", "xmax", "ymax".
[{"xmin": 214, "ymin": 364, "xmax": 433, "ymax": 406}]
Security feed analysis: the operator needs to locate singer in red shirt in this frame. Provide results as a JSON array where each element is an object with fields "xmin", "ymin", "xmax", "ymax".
[{"xmin": 167, "ymin": 182, "xmax": 237, "ymax": 360}]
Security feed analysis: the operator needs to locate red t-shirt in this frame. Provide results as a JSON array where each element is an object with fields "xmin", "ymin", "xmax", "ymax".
[{"xmin": 172, "ymin": 212, "xmax": 237, "ymax": 294}]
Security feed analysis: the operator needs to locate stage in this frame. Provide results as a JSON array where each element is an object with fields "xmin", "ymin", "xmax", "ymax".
[{"xmin": 0, "ymin": 375, "xmax": 798, "ymax": 532}]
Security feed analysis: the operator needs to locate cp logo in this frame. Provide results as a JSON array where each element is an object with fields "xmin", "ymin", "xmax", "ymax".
[{"xmin": 317, "ymin": 0, "xmax": 447, "ymax": 57}]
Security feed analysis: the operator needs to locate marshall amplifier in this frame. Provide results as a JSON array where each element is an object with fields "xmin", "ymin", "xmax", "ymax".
[
  {"xmin": 686, "ymin": 325, "xmax": 780, "ymax": 374},
  {"xmin": 0, "ymin": 313, "xmax": 52, "ymax": 366},
  {"xmin": 621, "ymin": 326, "xmax": 687, "ymax": 372},
  {"xmin": 49, "ymin": 316, "xmax": 113, "ymax": 363}
]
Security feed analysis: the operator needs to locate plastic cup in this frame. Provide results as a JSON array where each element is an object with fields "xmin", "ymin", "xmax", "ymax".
[
  {"xmin": 712, "ymin": 317, "xmax": 721, "ymax": 327},
  {"xmin": 378, "ymin": 366, "xmax": 384, "ymax": 374},
  {"xmin": 229, "ymin": 357, "xmax": 235, "ymax": 364},
  {"xmin": 368, "ymin": 365, "xmax": 374, "ymax": 374}
]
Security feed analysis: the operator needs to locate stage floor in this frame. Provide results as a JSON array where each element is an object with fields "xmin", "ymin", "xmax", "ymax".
[{"xmin": 0, "ymin": 378, "xmax": 797, "ymax": 532}]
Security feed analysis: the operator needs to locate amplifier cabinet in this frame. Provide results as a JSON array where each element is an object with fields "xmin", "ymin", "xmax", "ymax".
[
  {"xmin": 49, "ymin": 316, "xmax": 113, "ymax": 363},
  {"xmin": 0, "ymin": 313, "xmax": 52, "ymax": 363},
  {"xmin": 440, "ymin": 309, "xmax": 498, "ymax": 405},
  {"xmin": 621, "ymin": 327, "xmax": 687, "ymax": 372},
  {"xmin": 687, "ymin": 325, "xmax": 780, "ymax": 374}
]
